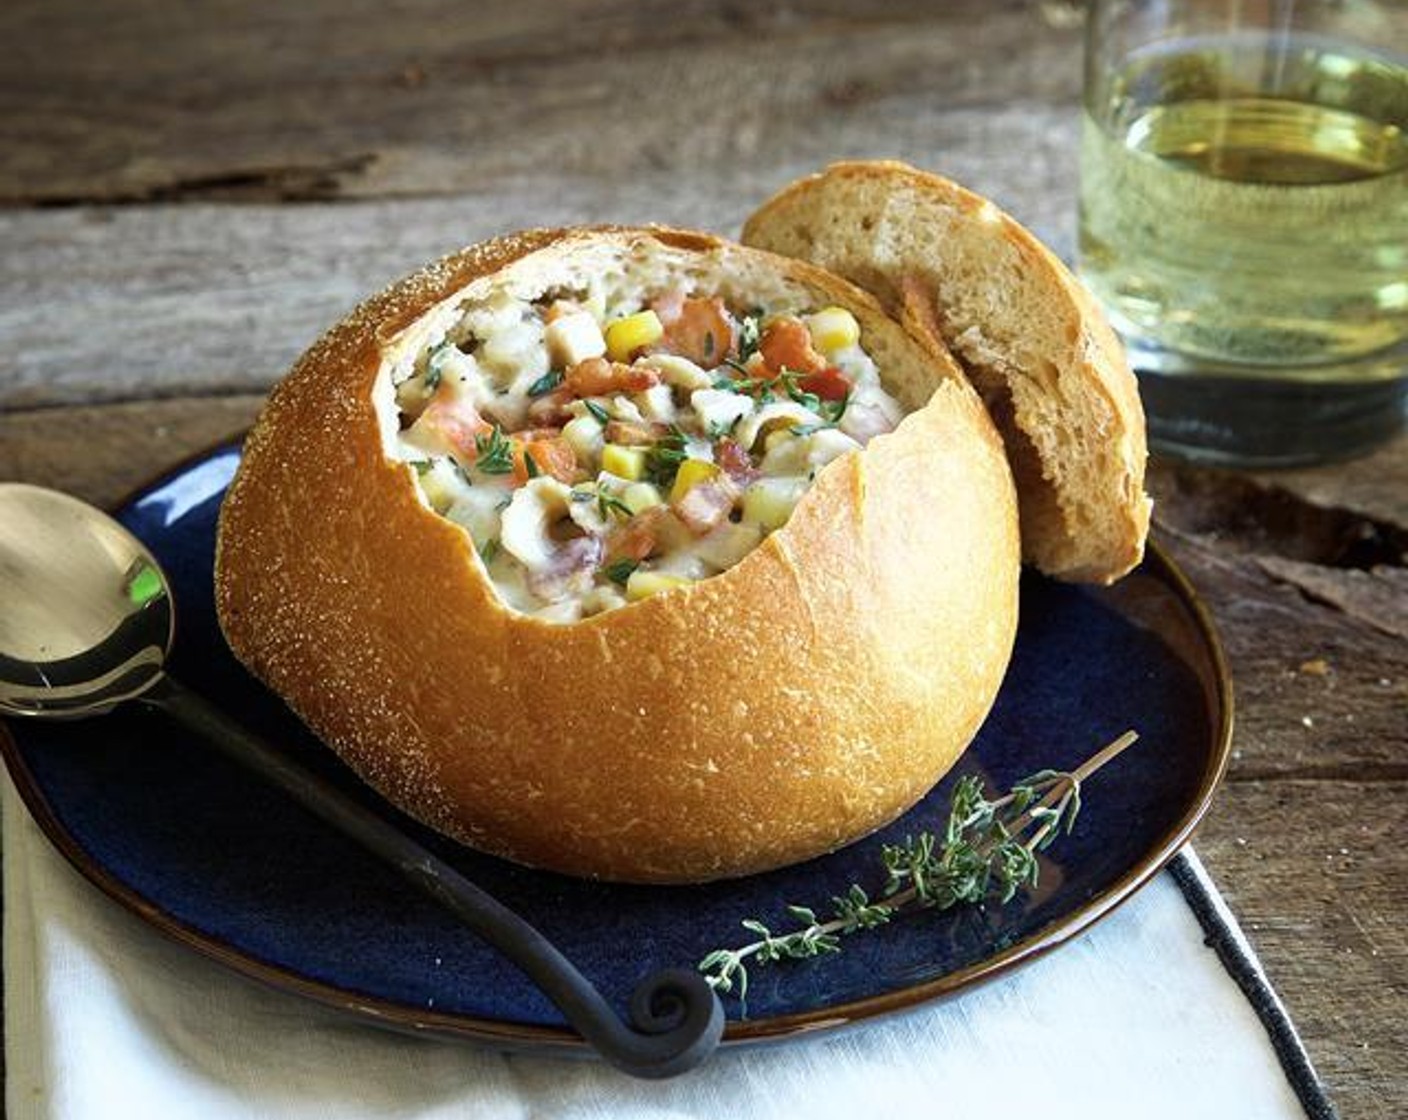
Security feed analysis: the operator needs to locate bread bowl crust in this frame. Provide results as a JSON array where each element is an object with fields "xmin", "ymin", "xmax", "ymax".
[
  {"xmin": 742, "ymin": 160, "xmax": 1151, "ymax": 585},
  {"xmin": 214, "ymin": 226, "xmax": 1020, "ymax": 883}
]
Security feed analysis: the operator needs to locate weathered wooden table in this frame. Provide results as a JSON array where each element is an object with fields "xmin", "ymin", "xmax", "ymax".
[{"xmin": 2, "ymin": 2, "xmax": 1404, "ymax": 1114}]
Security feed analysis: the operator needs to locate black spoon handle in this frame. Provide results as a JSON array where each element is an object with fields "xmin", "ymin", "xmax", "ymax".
[{"xmin": 139, "ymin": 674, "xmax": 724, "ymax": 1079}]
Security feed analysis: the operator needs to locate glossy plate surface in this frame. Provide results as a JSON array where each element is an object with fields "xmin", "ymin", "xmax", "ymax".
[{"xmin": 1, "ymin": 445, "xmax": 1231, "ymax": 1052}]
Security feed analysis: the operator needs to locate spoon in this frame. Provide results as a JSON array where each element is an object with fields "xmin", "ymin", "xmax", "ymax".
[{"xmin": 0, "ymin": 482, "xmax": 723, "ymax": 1078}]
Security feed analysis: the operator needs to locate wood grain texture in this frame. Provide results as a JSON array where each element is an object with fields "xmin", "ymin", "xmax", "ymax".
[
  {"xmin": 0, "ymin": 180, "xmax": 1077, "ymax": 413},
  {"xmin": 0, "ymin": 0, "xmax": 1082, "ymax": 206}
]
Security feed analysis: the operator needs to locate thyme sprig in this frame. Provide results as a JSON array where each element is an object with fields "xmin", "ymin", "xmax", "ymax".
[
  {"xmin": 699, "ymin": 730, "xmax": 1140, "ymax": 1000},
  {"xmin": 645, "ymin": 425, "xmax": 690, "ymax": 487},
  {"xmin": 713, "ymin": 365, "xmax": 818, "ymax": 409},
  {"xmin": 473, "ymin": 425, "xmax": 515, "ymax": 475}
]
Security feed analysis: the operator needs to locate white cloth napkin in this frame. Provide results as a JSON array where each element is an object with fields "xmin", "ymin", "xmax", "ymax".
[{"xmin": 4, "ymin": 773, "xmax": 1309, "ymax": 1120}]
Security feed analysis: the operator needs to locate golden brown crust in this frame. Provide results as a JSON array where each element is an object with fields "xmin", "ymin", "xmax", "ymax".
[
  {"xmin": 742, "ymin": 160, "xmax": 1151, "ymax": 584},
  {"xmin": 215, "ymin": 225, "xmax": 1020, "ymax": 883}
]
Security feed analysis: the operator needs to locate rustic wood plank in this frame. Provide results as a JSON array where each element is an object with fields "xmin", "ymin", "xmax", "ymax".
[
  {"xmin": 0, "ymin": 173, "xmax": 1078, "ymax": 411},
  {"xmin": 0, "ymin": 0, "xmax": 1083, "ymax": 206},
  {"xmin": 4, "ymin": 398, "xmax": 1405, "ymax": 1118},
  {"xmin": 0, "ymin": 397, "xmax": 262, "ymax": 509}
]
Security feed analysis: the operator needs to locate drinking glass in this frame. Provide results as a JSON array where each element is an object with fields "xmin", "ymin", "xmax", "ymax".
[{"xmin": 1079, "ymin": 0, "xmax": 1408, "ymax": 466}]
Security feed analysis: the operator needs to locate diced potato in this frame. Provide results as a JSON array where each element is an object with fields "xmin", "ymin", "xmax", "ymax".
[
  {"xmin": 625, "ymin": 569, "xmax": 694, "ymax": 601},
  {"xmin": 805, "ymin": 306, "xmax": 860, "ymax": 355},
  {"xmin": 694, "ymin": 522, "xmax": 763, "ymax": 569},
  {"xmin": 621, "ymin": 481, "xmax": 664, "ymax": 514},
  {"xmin": 635, "ymin": 383, "xmax": 677, "ymax": 424},
  {"xmin": 444, "ymin": 482, "xmax": 511, "ymax": 540},
  {"xmin": 562, "ymin": 414, "xmax": 606, "ymax": 461},
  {"xmin": 690, "ymin": 388, "xmax": 754, "ymax": 432},
  {"xmin": 639, "ymin": 353, "xmax": 714, "ymax": 391},
  {"xmin": 545, "ymin": 310, "xmax": 607, "ymax": 368},
  {"xmin": 742, "ymin": 477, "xmax": 808, "ymax": 530},
  {"xmin": 414, "ymin": 459, "xmax": 467, "ymax": 514},
  {"xmin": 480, "ymin": 320, "xmax": 545, "ymax": 375},
  {"xmin": 602, "ymin": 443, "xmax": 647, "ymax": 481},
  {"xmin": 605, "ymin": 310, "xmax": 665, "ymax": 362},
  {"xmin": 669, "ymin": 458, "xmax": 721, "ymax": 504}
]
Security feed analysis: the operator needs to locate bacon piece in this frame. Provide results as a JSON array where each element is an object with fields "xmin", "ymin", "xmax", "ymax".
[
  {"xmin": 653, "ymin": 295, "xmax": 736, "ymax": 367},
  {"xmin": 512, "ymin": 432, "xmax": 577, "ymax": 485},
  {"xmin": 714, "ymin": 438, "xmax": 760, "ymax": 486},
  {"xmin": 673, "ymin": 478, "xmax": 740, "ymax": 536},
  {"xmin": 526, "ymin": 387, "xmax": 575, "ymax": 426},
  {"xmin": 759, "ymin": 316, "xmax": 828, "ymax": 376},
  {"xmin": 525, "ymin": 536, "xmax": 604, "ymax": 602},
  {"xmin": 565, "ymin": 356, "xmax": 660, "ymax": 397},
  {"xmin": 797, "ymin": 366, "xmax": 852, "ymax": 402},
  {"xmin": 608, "ymin": 505, "xmax": 674, "ymax": 562},
  {"xmin": 605, "ymin": 419, "xmax": 665, "ymax": 446}
]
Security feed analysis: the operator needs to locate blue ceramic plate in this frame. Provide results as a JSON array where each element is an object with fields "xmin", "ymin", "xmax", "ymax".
[{"xmin": 1, "ymin": 445, "xmax": 1231, "ymax": 1052}]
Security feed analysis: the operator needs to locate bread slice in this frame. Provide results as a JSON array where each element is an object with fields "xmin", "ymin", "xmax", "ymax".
[{"xmin": 742, "ymin": 160, "xmax": 1151, "ymax": 584}]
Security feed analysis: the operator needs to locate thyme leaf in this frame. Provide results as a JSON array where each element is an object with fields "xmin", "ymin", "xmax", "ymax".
[
  {"xmin": 424, "ymin": 341, "xmax": 456, "ymax": 393},
  {"xmin": 584, "ymin": 400, "xmax": 611, "ymax": 425},
  {"xmin": 473, "ymin": 425, "xmax": 515, "ymax": 475},
  {"xmin": 604, "ymin": 558, "xmax": 639, "ymax": 586},
  {"xmin": 597, "ymin": 492, "xmax": 634, "ymax": 520},
  {"xmin": 699, "ymin": 731, "xmax": 1141, "ymax": 1000},
  {"xmin": 527, "ymin": 369, "xmax": 564, "ymax": 397},
  {"xmin": 645, "ymin": 426, "xmax": 690, "ymax": 488}
]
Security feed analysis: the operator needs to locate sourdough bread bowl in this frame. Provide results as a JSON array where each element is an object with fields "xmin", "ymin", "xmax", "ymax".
[
  {"xmin": 742, "ymin": 161, "xmax": 1151, "ymax": 585},
  {"xmin": 214, "ymin": 226, "xmax": 1020, "ymax": 884}
]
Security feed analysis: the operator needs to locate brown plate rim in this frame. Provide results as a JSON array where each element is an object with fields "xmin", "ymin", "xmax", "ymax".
[{"xmin": 0, "ymin": 441, "xmax": 1234, "ymax": 1054}]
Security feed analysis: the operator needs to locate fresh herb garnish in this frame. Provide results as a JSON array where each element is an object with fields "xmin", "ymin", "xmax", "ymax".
[
  {"xmin": 473, "ymin": 425, "xmax": 515, "ymax": 475},
  {"xmin": 411, "ymin": 459, "xmax": 434, "ymax": 476},
  {"xmin": 527, "ymin": 369, "xmax": 564, "ymax": 397},
  {"xmin": 424, "ymin": 341, "xmax": 455, "ymax": 393},
  {"xmin": 604, "ymin": 558, "xmax": 640, "ymax": 586},
  {"xmin": 645, "ymin": 426, "xmax": 690, "ymax": 487},
  {"xmin": 789, "ymin": 422, "xmax": 835, "ymax": 437},
  {"xmin": 477, "ymin": 538, "xmax": 500, "ymax": 564},
  {"xmin": 713, "ymin": 365, "xmax": 820, "ymax": 411},
  {"xmin": 523, "ymin": 450, "xmax": 541, "ymax": 479},
  {"xmin": 584, "ymin": 400, "xmax": 611, "ymax": 425},
  {"xmin": 828, "ymin": 387, "xmax": 852, "ymax": 425},
  {"xmin": 568, "ymin": 485, "xmax": 633, "ymax": 519},
  {"xmin": 707, "ymin": 416, "xmax": 743, "ymax": 441},
  {"xmin": 699, "ymin": 731, "xmax": 1140, "ymax": 1001},
  {"xmin": 597, "ymin": 492, "xmax": 635, "ymax": 520}
]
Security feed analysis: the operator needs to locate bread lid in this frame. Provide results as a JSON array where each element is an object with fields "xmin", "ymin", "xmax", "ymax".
[{"xmin": 743, "ymin": 160, "xmax": 1151, "ymax": 584}]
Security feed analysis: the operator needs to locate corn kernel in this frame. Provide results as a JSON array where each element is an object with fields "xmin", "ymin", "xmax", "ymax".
[
  {"xmin": 805, "ymin": 306, "xmax": 860, "ymax": 354},
  {"xmin": 669, "ymin": 458, "xmax": 721, "ymax": 504},
  {"xmin": 621, "ymin": 481, "xmax": 664, "ymax": 514},
  {"xmin": 605, "ymin": 310, "xmax": 665, "ymax": 362},
  {"xmin": 602, "ymin": 443, "xmax": 646, "ymax": 481},
  {"xmin": 626, "ymin": 570, "xmax": 694, "ymax": 601}
]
